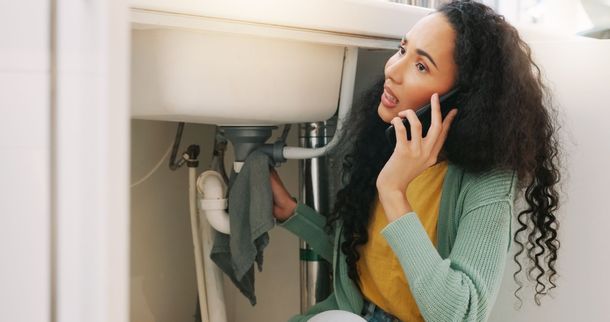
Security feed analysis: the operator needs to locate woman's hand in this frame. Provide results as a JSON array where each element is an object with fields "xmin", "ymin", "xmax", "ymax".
[
  {"xmin": 269, "ymin": 167, "xmax": 297, "ymax": 222},
  {"xmin": 376, "ymin": 93, "xmax": 458, "ymax": 221}
]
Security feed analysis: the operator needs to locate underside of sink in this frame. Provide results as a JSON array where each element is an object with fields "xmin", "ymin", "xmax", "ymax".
[{"xmin": 131, "ymin": 28, "xmax": 345, "ymax": 126}]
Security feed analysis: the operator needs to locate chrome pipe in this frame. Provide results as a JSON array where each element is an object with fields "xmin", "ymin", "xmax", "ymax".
[{"xmin": 298, "ymin": 117, "xmax": 339, "ymax": 312}]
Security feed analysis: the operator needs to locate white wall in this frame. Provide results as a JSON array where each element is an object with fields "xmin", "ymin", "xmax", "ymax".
[
  {"xmin": 53, "ymin": 0, "xmax": 130, "ymax": 321},
  {"xmin": 130, "ymin": 121, "xmax": 206, "ymax": 321},
  {"xmin": 489, "ymin": 39, "xmax": 610, "ymax": 321},
  {"xmin": 0, "ymin": 1, "xmax": 50, "ymax": 322}
]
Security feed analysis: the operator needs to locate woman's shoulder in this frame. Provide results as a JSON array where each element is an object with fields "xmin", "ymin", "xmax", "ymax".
[{"xmin": 449, "ymin": 163, "xmax": 518, "ymax": 210}]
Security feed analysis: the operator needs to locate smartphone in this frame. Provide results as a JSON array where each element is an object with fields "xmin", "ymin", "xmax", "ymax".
[{"xmin": 385, "ymin": 87, "xmax": 460, "ymax": 144}]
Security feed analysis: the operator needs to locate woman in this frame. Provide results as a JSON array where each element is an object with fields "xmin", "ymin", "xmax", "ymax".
[{"xmin": 270, "ymin": 1, "xmax": 561, "ymax": 321}]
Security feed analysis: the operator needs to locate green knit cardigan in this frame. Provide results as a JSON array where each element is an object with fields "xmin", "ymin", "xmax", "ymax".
[{"xmin": 279, "ymin": 162, "xmax": 517, "ymax": 322}]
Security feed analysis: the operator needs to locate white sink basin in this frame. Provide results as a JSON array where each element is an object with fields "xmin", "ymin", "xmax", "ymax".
[
  {"xmin": 129, "ymin": 0, "xmax": 429, "ymax": 126},
  {"xmin": 131, "ymin": 28, "xmax": 345, "ymax": 126}
]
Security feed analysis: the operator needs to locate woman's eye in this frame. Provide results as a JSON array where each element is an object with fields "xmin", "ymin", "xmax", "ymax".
[
  {"xmin": 416, "ymin": 62, "xmax": 427, "ymax": 72},
  {"xmin": 397, "ymin": 45, "xmax": 406, "ymax": 56}
]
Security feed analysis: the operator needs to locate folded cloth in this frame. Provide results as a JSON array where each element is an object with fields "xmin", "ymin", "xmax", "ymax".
[{"xmin": 210, "ymin": 149, "xmax": 276, "ymax": 305}]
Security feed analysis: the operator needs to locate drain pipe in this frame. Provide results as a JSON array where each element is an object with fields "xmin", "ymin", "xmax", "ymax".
[
  {"xmin": 195, "ymin": 171, "xmax": 229, "ymax": 322},
  {"xmin": 186, "ymin": 146, "xmax": 211, "ymax": 322},
  {"xmin": 197, "ymin": 171, "xmax": 230, "ymax": 235}
]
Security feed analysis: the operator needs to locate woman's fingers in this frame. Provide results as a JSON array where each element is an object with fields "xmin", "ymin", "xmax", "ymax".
[
  {"xmin": 395, "ymin": 109, "xmax": 422, "ymax": 151},
  {"xmin": 269, "ymin": 167, "xmax": 279, "ymax": 186},
  {"xmin": 426, "ymin": 93, "xmax": 442, "ymax": 143},
  {"xmin": 269, "ymin": 167, "xmax": 297, "ymax": 220},
  {"xmin": 391, "ymin": 116, "xmax": 408, "ymax": 147},
  {"xmin": 269, "ymin": 168, "xmax": 284, "ymax": 198},
  {"xmin": 403, "ymin": 109, "xmax": 422, "ymax": 150},
  {"xmin": 429, "ymin": 108, "xmax": 458, "ymax": 160},
  {"xmin": 397, "ymin": 109, "xmax": 409, "ymax": 117},
  {"xmin": 441, "ymin": 109, "xmax": 458, "ymax": 138}
]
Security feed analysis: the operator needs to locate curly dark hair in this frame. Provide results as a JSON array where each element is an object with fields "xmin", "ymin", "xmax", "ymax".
[{"xmin": 326, "ymin": 0, "xmax": 561, "ymax": 307}]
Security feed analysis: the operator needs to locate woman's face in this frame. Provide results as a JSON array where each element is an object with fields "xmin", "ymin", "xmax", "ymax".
[{"xmin": 378, "ymin": 13, "xmax": 458, "ymax": 123}]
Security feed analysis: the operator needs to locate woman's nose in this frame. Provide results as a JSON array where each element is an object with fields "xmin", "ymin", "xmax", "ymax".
[{"xmin": 385, "ymin": 54, "xmax": 409, "ymax": 85}]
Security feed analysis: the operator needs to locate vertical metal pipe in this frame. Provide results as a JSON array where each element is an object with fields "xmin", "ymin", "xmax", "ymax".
[{"xmin": 298, "ymin": 116, "xmax": 339, "ymax": 312}]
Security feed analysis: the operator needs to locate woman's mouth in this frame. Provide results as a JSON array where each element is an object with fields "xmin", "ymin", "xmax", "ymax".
[{"xmin": 381, "ymin": 88, "xmax": 399, "ymax": 108}]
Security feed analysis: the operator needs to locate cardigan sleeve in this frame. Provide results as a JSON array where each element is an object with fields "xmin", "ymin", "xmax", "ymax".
[
  {"xmin": 380, "ymin": 200, "xmax": 512, "ymax": 322},
  {"xmin": 278, "ymin": 202, "xmax": 334, "ymax": 263}
]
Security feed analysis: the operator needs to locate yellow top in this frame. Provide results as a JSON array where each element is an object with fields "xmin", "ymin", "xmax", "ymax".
[{"xmin": 357, "ymin": 161, "xmax": 449, "ymax": 322}]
